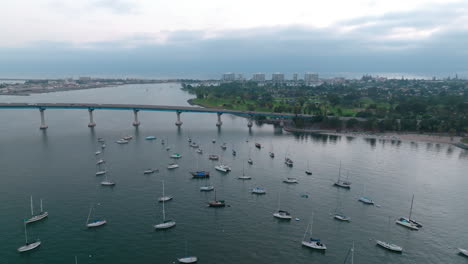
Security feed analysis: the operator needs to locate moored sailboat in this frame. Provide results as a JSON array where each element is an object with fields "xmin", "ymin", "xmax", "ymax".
[
  {"xmin": 154, "ymin": 180, "xmax": 176, "ymax": 230},
  {"xmin": 17, "ymin": 222, "xmax": 41, "ymax": 252},
  {"xmin": 396, "ymin": 194, "xmax": 421, "ymax": 230},
  {"xmin": 302, "ymin": 213, "xmax": 327, "ymax": 250},
  {"xmin": 25, "ymin": 197, "xmax": 48, "ymax": 224}
]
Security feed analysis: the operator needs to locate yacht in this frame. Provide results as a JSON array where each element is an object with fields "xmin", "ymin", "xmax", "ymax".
[
  {"xmin": 215, "ymin": 164, "xmax": 231, "ymax": 173},
  {"xmin": 283, "ymin": 177, "xmax": 298, "ymax": 184},
  {"xmin": 252, "ymin": 187, "xmax": 266, "ymax": 194}
]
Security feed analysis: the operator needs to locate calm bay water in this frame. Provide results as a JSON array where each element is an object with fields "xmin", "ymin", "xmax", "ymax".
[{"xmin": 0, "ymin": 83, "xmax": 467, "ymax": 264}]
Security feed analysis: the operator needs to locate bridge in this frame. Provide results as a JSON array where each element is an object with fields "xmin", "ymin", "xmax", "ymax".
[{"xmin": 0, "ymin": 102, "xmax": 318, "ymax": 129}]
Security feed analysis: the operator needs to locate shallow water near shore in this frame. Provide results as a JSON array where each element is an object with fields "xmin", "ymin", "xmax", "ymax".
[{"xmin": 0, "ymin": 83, "xmax": 467, "ymax": 264}]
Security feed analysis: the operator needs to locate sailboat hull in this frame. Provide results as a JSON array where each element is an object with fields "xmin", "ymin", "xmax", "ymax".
[
  {"xmin": 154, "ymin": 221, "xmax": 176, "ymax": 230},
  {"xmin": 18, "ymin": 241, "xmax": 41, "ymax": 252},
  {"xmin": 25, "ymin": 212, "xmax": 48, "ymax": 224},
  {"xmin": 376, "ymin": 240, "xmax": 403, "ymax": 252},
  {"xmin": 395, "ymin": 219, "xmax": 419, "ymax": 230},
  {"xmin": 302, "ymin": 241, "xmax": 327, "ymax": 250},
  {"xmin": 178, "ymin": 256, "xmax": 198, "ymax": 263},
  {"xmin": 87, "ymin": 220, "xmax": 107, "ymax": 228}
]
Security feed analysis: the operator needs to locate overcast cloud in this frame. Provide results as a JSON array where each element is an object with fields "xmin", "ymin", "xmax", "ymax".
[{"xmin": 0, "ymin": 0, "xmax": 467, "ymax": 78}]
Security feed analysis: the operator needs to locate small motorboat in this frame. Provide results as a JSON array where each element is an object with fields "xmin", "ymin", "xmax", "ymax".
[
  {"xmin": 122, "ymin": 135, "xmax": 133, "ymax": 140},
  {"xmin": 305, "ymin": 170, "xmax": 312, "ymax": 175},
  {"xmin": 87, "ymin": 219, "xmax": 107, "ymax": 228},
  {"xmin": 178, "ymin": 256, "xmax": 198, "ymax": 263},
  {"xmin": 285, "ymin": 158, "xmax": 293, "ymax": 167},
  {"xmin": 220, "ymin": 143, "xmax": 227, "ymax": 150},
  {"xmin": 232, "ymin": 150, "xmax": 237, "ymax": 156},
  {"xmin": 145, "ymin": 136, "xmax": 157, "ymax": 140},
  {"xmin": 458, "ymin": 248, "xmax": 468, "ymax": 257},
  {"xmin": 190, "ymin": 142, "xmax": 199, "ymax": 148},
  {"xmin": 273, "ymin": 210, "xmax": 292, "ymax": 220},
  {"xmin": 167, "ymin": 163, "xmax": 179, "ymax": 169},
  {"xmin": 158, "ymin": 196, "xmax": 173, "ymax": 202},
  {"xmin": 238, "ymin": 175, "xmax": 252, "ymax": 180},
  {"xmin": 200, "ymin": 185, "xmax": 214, "ymax": 192},
  {"xmin": 358, "ymin": 196, "xmax": 374, "ymax": 205},
  {"xmin": 283, "ymin": 177, "xmax": 298, "ymax": 184},
  {"xmin": 191, "ymin": 171, "xmax": 210, "ymax": 178},
  {"xmin": 255, "ymin": 143, "xmax": 261, "ymax": 149},
  {"xmin": 247, "ymin": 159, "xmax": 253, "ymax": 165},
  {"xmin": 269, "ymin": 152, "xmax": 275, "ymax": 158},
  {"xmin": 208, "ymin": 155, "xmax": 219, "ymax": 160},
  {"xmin": 252, "ymin": 187, "xmax": 266, "ymax": 194},
  {"xmin": 302, "ymin": 239, "xmax": 327, "ymax": 250},
  {"xmin": 116, "ymin": 139, "xmax": 129, "ymax": 144},
  {"xmin": 212, "ymin": 139, "xmax": 216, "ymax": 143},
  {"xmin": 376, "ymin": 240, "xmax": 403, "ymax": 252},
  {"xmin": 215, "ymin": 164, "xmax": 231, "ymax": 173},
  {"xmin": 170, "ymin": 153, "xmax": 182, "ymax": 159},
  {"xmin": 196, "ymin": 149, "xmax": 203, "ymax": 154}
]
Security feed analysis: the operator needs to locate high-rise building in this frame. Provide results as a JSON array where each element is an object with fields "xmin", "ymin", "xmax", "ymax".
[
  {"xmin": 222, "ymin": 73, "xmax": 236, "ymax": 82},
  {"xmin": 304, "ymin": 72, "xmax": 319, "ymax": 85},
  {"xmin": 272, "ymin": 73, "xmax": 285, "ymax": 83},
  {"xmin": 252, "ymin": 73, "xmax": 265, "ymax": 82},
  {"xmin": 293, "ymin": 73, "xmax": 298, "ymax": 82}
]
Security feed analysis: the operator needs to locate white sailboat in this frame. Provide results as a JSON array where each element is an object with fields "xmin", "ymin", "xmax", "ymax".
[
  {"xmin": 458, "ymin": 248, "xmax": 468, "ymax": 257},
  {"xmin": 158, "ymin": 180, "xmax": 173, "ymax": 202},
  {"xmin": 333, "ymin": 193, "xmax": 350, "ymax": 222},
  {"xmin": 200, "ymin": 185, "xmax": 214, "ymax": 191},
  {"xmin": 100, "ymin": 170, "xmax": 115, "ymax": 186},
  {"xmin": 343, "ymin": 242, "xmax": 355, "ymax": 264},
  {"xmin": 154, "ymin": 181, "xmax": 176, "ymax": 230},
  {"xmin": 358, "ymin": 184, "xmax": 374, "ymax": 205},
  {"xmin": 396, "ymin": 194, "xmax": 422, "ymax": 230},
  {"xmin": 95, "ymin": 163, "xmax": 107, "ymax": 176},
  {"xmin": 86, "ymin": 204, "xmax": 107, "ymax": 228},
  {"xmin": 25, "ymin": 196, "xmax": 48, "ymax": 224},
  {"xmin": 252, "ymin": 187, "xmax": 266, "ymax": 194},
  {"xmin": 376, "ymin": 216, "xmax": 403, "ymax": 252},
  {"xmin": 178, "ymin": 241, "xmax": 197, "ymax": 263},
  {"xmin": 302, "ymin": 213, "xmax": 327, "ymax": 250},
  {"xmin": 334, "ymin": 162, "xmax": 351, "ymax": 189},
  {"xmin": 273, "ymin": 193, "xmax": 292, "ymax": 220},
  {"xmin": 305, "ymin": 161, "xmax": 312, "ymax": 175},
  {"xmin": 283, "ymin": 177, "xmax": 298, "ymax": 184},
  {"xmin": 238, "ymin": 164, "xmax": 251, "ymax": 180},
  {"xmin": 17, "ymin": 222, "xmax": 41, "ymax": 252}
]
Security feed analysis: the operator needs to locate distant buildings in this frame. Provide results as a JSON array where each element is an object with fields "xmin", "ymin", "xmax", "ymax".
[
  {"xmin": 272, "ymin": 73, "xmax": 285, "ymax": 83},
  {"xmin": 304, "ymin": 72, "xmax": 319, "ymax": 85},
  {"xmin": 222, "ymin": 73, "xmax": 236, "ymax": 82},
  {"xmin": 293, "ymin": 73, "xmax": 298, "ymax": 82},
  {"xmin": 252, "ymin": 73, "xmax": 265, "ymax": 82}
]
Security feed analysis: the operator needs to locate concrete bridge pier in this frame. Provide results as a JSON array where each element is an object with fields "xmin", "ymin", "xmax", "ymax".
[
  {"xmin": 216, "ymin": 112, "xmax": 223, "ymax": 127},
  {"xmin": 39, "ymin": 108, "xmax": 48, "ymax": 130},
  {"xmin": 132, "ymin": 109, "xmax": 140, "ymax": 127},
  {"xmin": 247, "ymin": 117, "xmax": 253, "ymax": 128},
  {"xmin": 88, "ymin": 109, "xmax": 96, "ymax": 127},
  {"xmin": 175, "ymin": 111, "xmax": 183, "ymax": 126},
  {"xmin": 279, "ymin": 119, "xmax": 285, "ymax": 128}
]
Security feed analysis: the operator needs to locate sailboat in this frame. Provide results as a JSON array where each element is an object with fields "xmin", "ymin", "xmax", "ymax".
[
  {"xmin": 269, "ymin": 141, "xmax": 275, "ymax": 158},
  {"xmin": 144, "ymin": 168, "xmax": 158, "ymax": 174},
  {"xmin": 191, "ymin": 154, "xmax": 210, "ymax": 178},
  {"xmin": 238, "ymin": 164, "xmax": 251, "ymax": 180},
  {"xmin": 333, "ymin": 193, "xmax": 350, "ymax": 222},
  {"xmin": 100, "ymin": 170, "xmax": 115, "ymax": 186},
  {"xmin": 376, "ymin": 216, "xmax": 403, "ymax": 252},
  {"xmin": 343, "ymin": 243, "xmax": 355, "ymax": 264},
  {"xmin": 208, "ymin": 189, "xmax": 225, "ymax": 207},
  {"xmin": 283, "ymin": 177, "xmax": 298, "ymax": 184},
  {"xmin": 273, "ymin": 193, "xmax": 292, "ymax": 220},
  {"xmin": 86, "ymin": 204, "xmax": 107, "ymax": 228},
  {"xmin": 170, "ymin": 153, "xmax": 182, "ymax": 159},
  {"xmin": 200, "ymin": 185, "xmax": 214, "ymax": 191},
  {"xmin": 252, "ymin": 187, "xmax": 266, "ymax": 194},
  {"xmin": 95, "ymin": 163, "xmax": 107, "ymax": 176},
  {"xmin": 158, "ymin": 180, "xmax": 173, "ymax": 202},
  {"xmin": 358, "ymin": 184, "xmax": 374, "ymax": 205},
  {"xmin": 178, "ymin": 241, "xmax": 197, "ymax": 263},
  {"xmin": 302, "ymin": 213, "xmax": 327, "ymax": 250},
  {"xmin": 25, "ymin": 196, "xmax": 48, "ymax": 224},
  {"xmin": 458, "ymin": 248, "xmax": 468, "ymax": 257},
  {"xmin": 396, "ymin": 194, "xmax": 422, "ymax": 230},
  {"xmin": 17, "ymin": 222, "xmax": 41, "ymax": 252},
  {"xmin": 333, "ymin": 163, "xmax": 351, "ymax": 189},
  {"xmin": 167, "ymin": 161, "xmax": 179, "ymax": 169},
  {"xmin": 305, "ymin": 161, "xmax": 312, "ymax": 175},
  {"xmin": 247, "ymin": 147, "xmax": 253, "ymax": 165},
  {"xmin": 154, "ymin": 181, "xmax": 176, "ymax": 230}
]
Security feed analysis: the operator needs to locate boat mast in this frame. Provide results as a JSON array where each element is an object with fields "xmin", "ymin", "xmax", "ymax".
[
  {"xmin": 75, "ymin": 256, "xmax": 78, "ymax": 264},
  {"xmin": 162, "ymin": 180, "xmax": 166, "ymax": 221},
  {"xmin": 302, "ymin": 223, "xmax": 309, "ymax": 241},
  {"xmin": 86, "ymin": 205, "xmax": 93, "ymax": 225},
  {"xmin": 409, "ymin": 194, "xmax": 414, "ymax": 220},
  {"xmin": 40, "ymin": 199, "xmax": 43, "ymax": 213},
  {"xmin": 310, "ymin": 212, "xmax": 314, "ymax": 237},
  {"xmin": 338, "ymin": 161, "xmax": 342, "ymax": 182},
  {"xmin": 351, "ymin": 242, "xmax": 354, "ymax": 264},
  {"xmin": 30, "ymin": 196, "xmax": 34, "ymax": 216},
  {"xmin": 277, "ymin": 192, "xmax": 281, "ymax": 211},
  {"xmin": 24, "ymin": 222, "xmax": 28, "ymax": 244}
]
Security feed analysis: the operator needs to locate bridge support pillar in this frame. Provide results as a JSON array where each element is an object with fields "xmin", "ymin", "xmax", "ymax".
[
  {"xmin": 216, "ymin": 112, "xmax": 223, "ymax": 127},
  {"xmin": 175, "ymin": 111, "xmax": 183, "ymax": 126},
  {"xmin": 88, "ymin": 109, "xmax": 96, "ymax": 127},
  {"xmin": 279, "ymin": 119, "xmax": 285, "ymax": 128},
  {"xmin": 39, "ymin": 108, "xmax": 48, "ymax": 130},
  {"xmin": 247, "ymin": 116, "xmax": 253, "ymax": 128},
  {"xmin": 132, "ymin": 109, "xmax": 140, "ymax": 126}
]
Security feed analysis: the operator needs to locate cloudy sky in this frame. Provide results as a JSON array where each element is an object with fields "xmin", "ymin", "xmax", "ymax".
[{"xmin": 1, "ymin": 0, "xmax": 467, "ymax": 78}]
